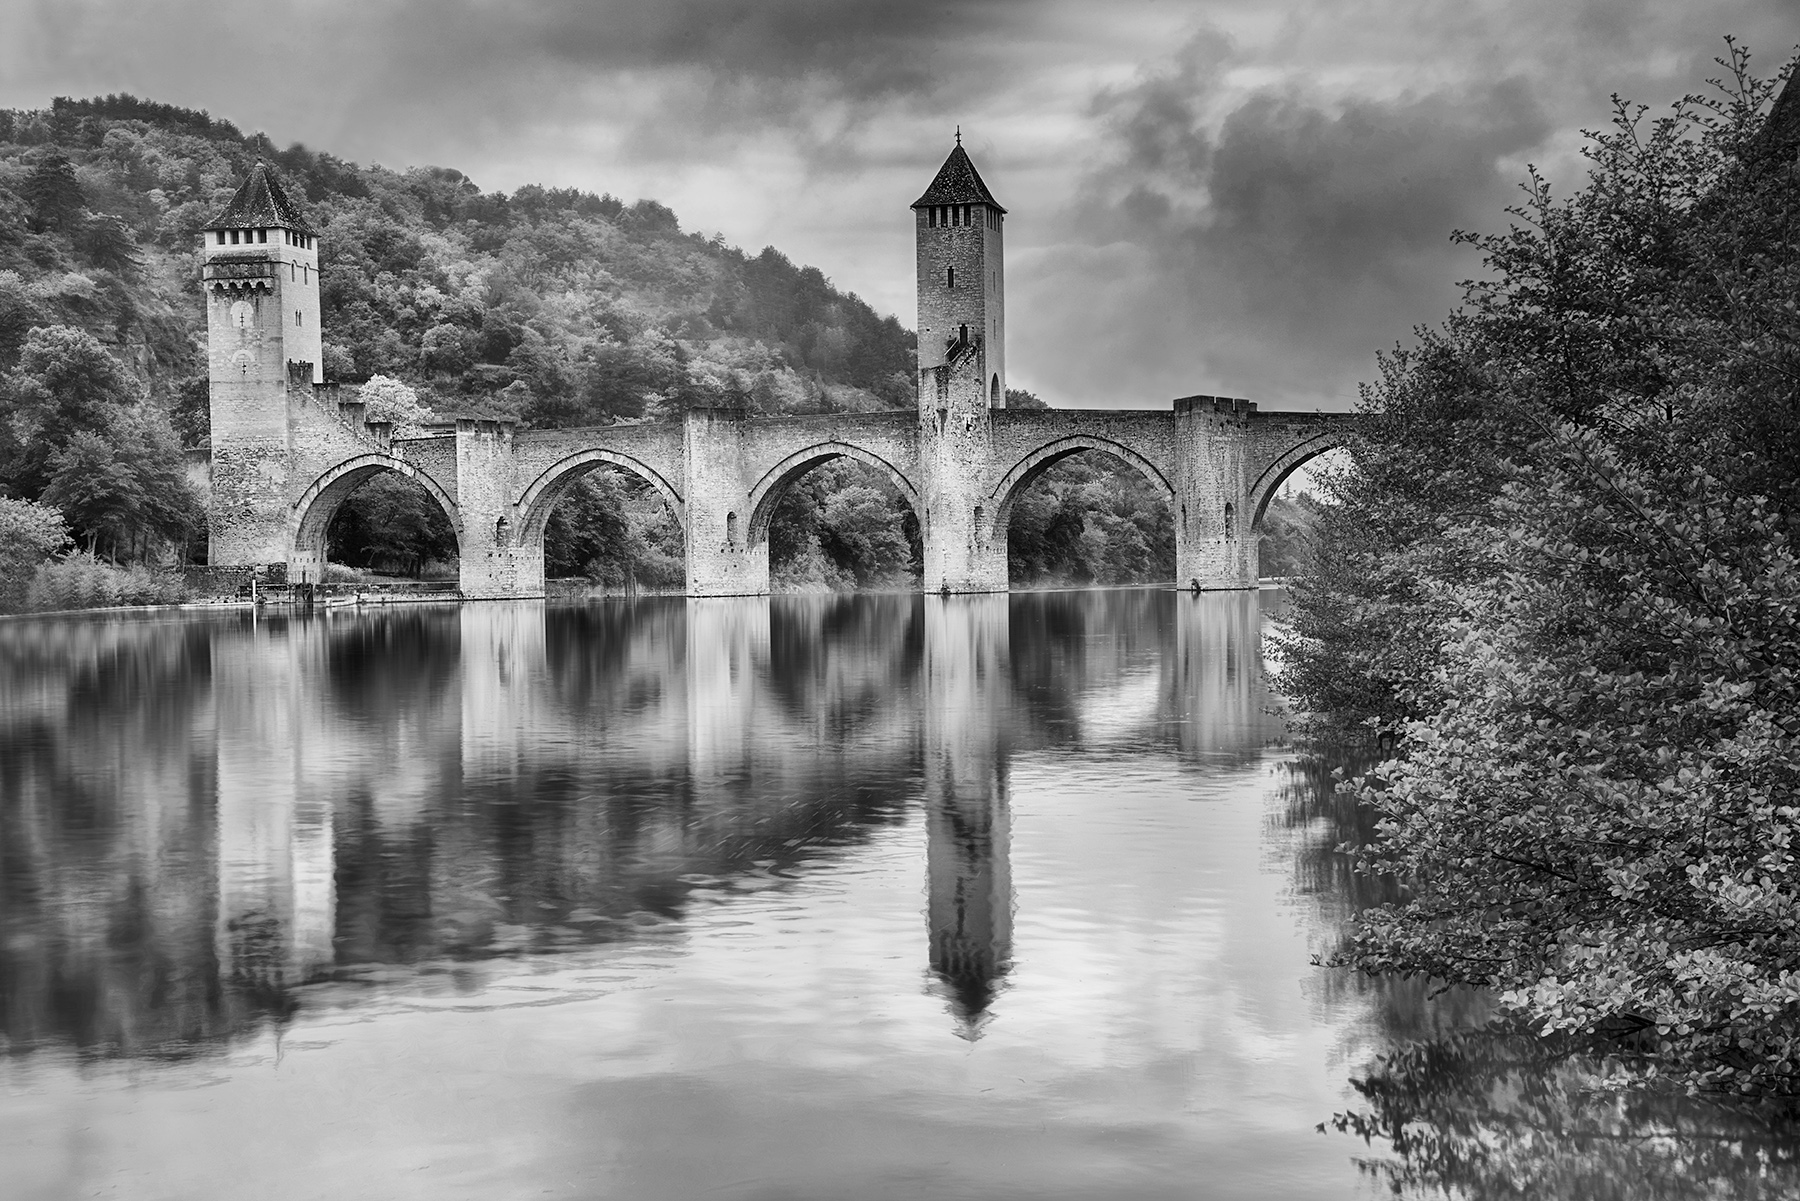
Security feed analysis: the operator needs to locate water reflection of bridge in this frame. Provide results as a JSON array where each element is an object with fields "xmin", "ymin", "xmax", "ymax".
[{"xmin": 0, "ymin": 590, "xmax": 1279, "ymax": 1052}]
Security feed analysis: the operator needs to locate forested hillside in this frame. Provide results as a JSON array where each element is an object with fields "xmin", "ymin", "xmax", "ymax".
[
  {"xmin": 0, "ymin": 94, "xmax": 1293, "ymax": 601},
  {"xmin": 0, "ymin": 94, "xmax": 916, "ymax": 435}
]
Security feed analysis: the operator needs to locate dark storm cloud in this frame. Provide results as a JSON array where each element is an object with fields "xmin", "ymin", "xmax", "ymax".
[
  {"xmin": 1015, "ymin": 32, "xmax": 1551, "ymax": 407},
  {"xmin": 11, "ymin": 0, "xmax": 1045, "ymax": 138}
]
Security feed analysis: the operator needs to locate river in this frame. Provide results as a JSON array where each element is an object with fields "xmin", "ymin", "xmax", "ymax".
[{"xmin": 0, "ymin": 590, "xmax": 1790, "ymax": 1199}]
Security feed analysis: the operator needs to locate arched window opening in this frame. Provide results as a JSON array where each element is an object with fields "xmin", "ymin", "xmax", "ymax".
[
  {"xmin": 494, "ymin": 516, "xmax": 510, "ymax": 547},
  {"xmin": 542, "ymin": 463, "xmax": 686, "ymax": 594},
  {"xmin": 947, "ymin": 266, "xmax": 955, "ymax": 289},
  {"xmin": 766, "ymin": 458, "xmax": 921, "ymax": 593},
  {"xmin": 1223, "ymin": 502, "xmax": 1236, "ymax": 539},
  {"xmin": 990, "ymin": 375, "xmax": 1000, "ymax": 406},
  {"xmin": 973, "ymin": 505, "xmax": 985, "ymax": 541},
  {"xmin": 726, "ymin": 511, "xmax": 739, "ymax": 548},
  {"xmin": 295, "ymin": 310, "xmax": 303, "ymax": 327}
]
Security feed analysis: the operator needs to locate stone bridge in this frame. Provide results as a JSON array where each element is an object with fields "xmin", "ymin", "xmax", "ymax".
[
  {"xmin": 238, "ymin": 367, "xmax": 1347, "ymax": 597},
  {"xmin": 200, "ymin": 150, "xmax": 1351, "ymax": 598}
]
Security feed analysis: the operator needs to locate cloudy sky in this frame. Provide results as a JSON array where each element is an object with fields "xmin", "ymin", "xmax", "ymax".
[{"xmin": 4, "ymin": 0, "xmax": 1796, "ymax": 410}]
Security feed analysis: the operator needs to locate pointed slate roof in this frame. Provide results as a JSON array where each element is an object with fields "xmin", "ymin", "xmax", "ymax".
[
  {"xmin": 203, "ymin": 161, "xmax": 317, "ymax": 235},
  {"xmin": 911, "ymin": 142, "xmax": 1006, "ymax": 213}
]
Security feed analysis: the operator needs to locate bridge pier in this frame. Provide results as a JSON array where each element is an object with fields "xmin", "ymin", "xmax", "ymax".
[
  {"xmin": 456, "ymin": 419, "xmax": 541, "ymax": 600},
  {"xmin": 685, "ymin": 405, "xmax": 770, "ymax": 597},
  {"xmin": 1173, "ymin": 396, "xmax": 1259, "ymax": 591}
]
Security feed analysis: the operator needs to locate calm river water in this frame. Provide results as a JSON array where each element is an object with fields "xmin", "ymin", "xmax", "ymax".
[{"xmin": 1, "ymin": 590, "xmax": 1790, "ymax": 1200}]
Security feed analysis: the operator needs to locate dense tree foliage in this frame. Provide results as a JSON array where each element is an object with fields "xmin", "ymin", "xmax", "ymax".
[
  {"xmin": 542, "ymin": 469, "xmax": 684, "ymax": 589},
  {"xmin": 769, "ymin": 461, "xmax": 920, "ymax": 591},
  {"xmin": 0, "ymin": 324, "xmax": 199, "ymax": 563},
  {"xmin": 1258, "ymin": 492, "xmax": 1323, "ymax": 578},
  {"xmin": 1282, "ymin": 44, "xmax": 1800, "ymax": 1098},
  {"xmin": 0, "ymin": 94, "xmax": 916, "ymax": 429},
  {"xmin": 0, "ymin": 496, "xmax": 69, "ymax": 610}
]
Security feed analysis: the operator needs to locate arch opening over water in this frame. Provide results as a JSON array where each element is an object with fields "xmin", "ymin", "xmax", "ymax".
[
  {"xmin": 291, "ymin": 455, "xmax": 460, "ymax": 583},
  {"xmin": 990, "ymin": 437, "xmax": 1176, "ymax": 587},
  {"xmin": 1251, "ymin": 442, "xmax": 1349, "ymax": 580},
  {"xmin": 519, "ymin": 451, "xmax": 688, "ymax": 592},
  {"xmin": 750, "ymin": 445, "xmax": 923, "ymax": 592}
]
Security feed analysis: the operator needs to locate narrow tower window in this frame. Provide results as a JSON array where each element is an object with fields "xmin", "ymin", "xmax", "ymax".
[
  {"xmin": 946, "ymin": 266, "xmax": 955, "ymax": 289},
  {"xmin": 1223, "ymin": 502, "xmax": 1236, "ymax": 539},
  {"xmin": 959, "ymin": 323, "xmax": 969, "ymax": 345},
  {"xmin": 726, "ymin": 511, "xmax": 739, "ymax": 548},
  {"xmin": 258, "ymin": 229, "xmax": 268, "ymax": 243},
  {"xmin": 295, "ymin": 311, "xmax": 303, "ymax": 326}
]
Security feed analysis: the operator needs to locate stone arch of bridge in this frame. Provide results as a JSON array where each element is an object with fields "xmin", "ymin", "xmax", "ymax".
[
  {"xmin": 291, "ymin": 453, "xmax": 461, "ymax": 564},
  {"xmin": 515, "ymin": 448, "xmax": 688, "ymax": 545},
  {"xmin": 745, "ymin": 442, "xmax": 922, "ymax": 547},
  {"xmin": 987, "ymin": 435, "xmax": 1175, "ymax": 541},
  {"xmin": 1248, "ymin": 431, "xmax": 1345, "ymax": 531}
]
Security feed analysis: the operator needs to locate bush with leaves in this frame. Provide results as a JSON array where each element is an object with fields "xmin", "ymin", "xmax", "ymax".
[
  {"xmin": 24, "ymin": 554, "xmax": 190, "ymax": 611},
  {"xmin": 1350, "ymin": 431, "xmax": 1800, "ymax": 1097},
  {"xmin": 0, "ymin": 495, "xmax": 70, "ymax": 611},
  {"xmin": 1292, "ymin": 45, "xmax": 1800, "ymax": 1098}
]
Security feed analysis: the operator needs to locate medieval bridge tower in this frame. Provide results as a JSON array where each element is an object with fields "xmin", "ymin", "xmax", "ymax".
[{"xmin": 200, "ymin": 145, "xmax": 1347, "ymax": 597}]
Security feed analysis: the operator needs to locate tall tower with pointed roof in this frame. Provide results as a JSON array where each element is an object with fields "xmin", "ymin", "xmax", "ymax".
[
  {"xmin": 914, "ymin": 137, "xmax": 1009, "ymax": 591},
  {"xmin": 201, "ymin": 162, "xmax": 323, "ymax": 568}
]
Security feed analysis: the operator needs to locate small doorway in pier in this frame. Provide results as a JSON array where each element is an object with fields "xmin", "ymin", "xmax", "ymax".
[
  {"xmin": 1256, "ymin": 448, "xmax": 1348, "ymax": 580},
  {"xmin": 542, "ymin": 465, "xmax": 686, "ymax": 594},
  {"xmin": 765, "ymin": 459, "xmax": 922, "ymax": 592}
]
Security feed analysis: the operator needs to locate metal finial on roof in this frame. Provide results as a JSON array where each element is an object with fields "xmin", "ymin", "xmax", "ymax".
[{"xmin": 955, "ymin": 125, "xmax": 961, "ymax": 146}]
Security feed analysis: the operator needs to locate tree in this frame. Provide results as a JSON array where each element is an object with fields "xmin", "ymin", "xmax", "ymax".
[
  {"xmin": 74, "ymin": 213, "xmax": 140, "ymax": 276},
  {"xmin": 0, "ymin": 324, "xmax": 140, "ymax": 496},
  {"xmin": 21, "ymin": 151, "xmax": 83, "ymax": 232},
  {"xmin": 0, "ymin": 496, "xmax": 71, "ymax": 611},
  {"xmin": 0, "ymin": 271, "xmax": 48, "ymax": 371},
  {"xmin": 1349, "ymin": 434, "xmax": 1800, "ymax": 1098},
  {"xmin": 40, "ymin": 411, "xmax": 200, "ymax": 562},
  {"xmin": 1288, "ymin": 45, "xmax": 1800, "ymax": 1097},
  {"xmin": 327, "ymin": 473, "xmax": 456, "ymax": 577},
  {"xmin": 356, "ymin": 374, "xmax": 437, "ymax": 431}
]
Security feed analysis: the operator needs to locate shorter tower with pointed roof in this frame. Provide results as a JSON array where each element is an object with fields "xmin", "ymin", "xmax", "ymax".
[{"xmin": 201, "ymin": 161, "xmax": 325, "ymax": 568}]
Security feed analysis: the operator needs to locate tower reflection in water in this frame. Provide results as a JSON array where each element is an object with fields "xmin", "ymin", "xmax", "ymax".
[
  {"xmin": 922, "ymin": 596, "xmax": 1013, "ymax": 1035},
  {"xmin": 0, "ymin": 589, "xmax": 1278, "ymax": 1056}
]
